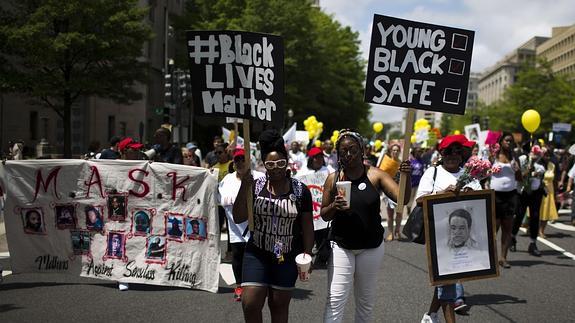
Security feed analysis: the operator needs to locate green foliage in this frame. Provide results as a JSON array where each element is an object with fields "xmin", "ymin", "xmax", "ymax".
[
  {"xmin": 174, "ymin": 0, "xmax": 370, "ymax": 136},
  {"xmin": 484, "ymin": 60, "xmax": 575, "ymax": 138},
  {"xmin": 0, "ymin": 0, "xmax": 153, "ymax": 157}
]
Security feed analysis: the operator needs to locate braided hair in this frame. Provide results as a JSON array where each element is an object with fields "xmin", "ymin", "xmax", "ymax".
[{"xmin": 332, "ymin": 129, "xmax": 365, "ymax": 195}]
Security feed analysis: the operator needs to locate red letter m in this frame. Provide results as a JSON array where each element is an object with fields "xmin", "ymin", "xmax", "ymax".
[{"xmin": 33, "ymin": 167, "xmax": 62, "ymax": 202}]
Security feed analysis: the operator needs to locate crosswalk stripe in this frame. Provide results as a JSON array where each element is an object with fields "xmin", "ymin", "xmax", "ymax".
[{"xmin": 519, "ymin": 227, "xmax": 575, "ymax": 261}]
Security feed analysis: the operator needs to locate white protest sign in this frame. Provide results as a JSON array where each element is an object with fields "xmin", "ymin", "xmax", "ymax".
[
  {"xmin": 295, "ymin": 170, "xmax": 329, "ymax": 231},
  {"xmin": 0, "ymin": 160, "xmax": 220, "ymax": 292}
]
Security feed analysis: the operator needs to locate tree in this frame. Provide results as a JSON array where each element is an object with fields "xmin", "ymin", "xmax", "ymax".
[
  {"xmin": 174, "ymin": 0, "xmax": 370, "ymax": 137},
  {"xmin": 0, "ymin": 0, "xmax": 152, "ymax": 157},
  {"xmin": 485, "ymin": 60, "xmax": 575, "ymax": 139}
]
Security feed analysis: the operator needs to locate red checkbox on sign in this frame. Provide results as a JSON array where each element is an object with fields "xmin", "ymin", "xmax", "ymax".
[
  {"xmin": 451, "ymin": 33, "xmax": 468, "ymax": 51},
  {"xmin": 448, "ymin": 58, "xmax": 465, "ymax": 75}
]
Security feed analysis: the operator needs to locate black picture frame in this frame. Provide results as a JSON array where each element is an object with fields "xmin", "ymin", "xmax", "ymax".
[{"xmin": 423, "ymin": 189, "xmax": 499, "ymax": 286}]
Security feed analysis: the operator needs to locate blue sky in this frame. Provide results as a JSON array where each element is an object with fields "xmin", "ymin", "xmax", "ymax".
[{"xmin": 321, "ymin": 0, "xmax": 575, "ymax": 122}]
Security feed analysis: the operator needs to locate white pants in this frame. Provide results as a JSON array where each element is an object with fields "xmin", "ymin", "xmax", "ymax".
[{"xmin": 323, "ymin": 241, "xmax": 385, "ymax": 323}]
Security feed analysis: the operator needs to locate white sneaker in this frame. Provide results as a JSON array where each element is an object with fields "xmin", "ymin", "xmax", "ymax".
[
  {"xmin": 118, "ymin": 282, "xmax": 129, "ymax": 291},
  {"xmin": 421, "ymin": 312, "xmax": 439, "ymax": 323}
]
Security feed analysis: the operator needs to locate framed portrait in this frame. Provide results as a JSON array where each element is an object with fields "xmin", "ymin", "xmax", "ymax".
[
  {"xmin": 107, "ymin": 194, "xmax": 127, "ymax": 221},
  {"xmin": 131, "ymin": 209, "xmax": 154, "ymax": 236},
  {"xmin": 185, "ymin": 217, "xmax": 208, "ymax": 241},
  {"xmin": 165, "ymin": 213, "xmax": 184, "ymax": 242},
  {"xmin": 55, "ymin": 204, "xmax": 77, "ymax": 229},
  {"xmin": 145, "ymin": 235, "xmax": 167, "ymax": 263},
  {"xmin": 84, "ymin": 205, "xmax": 105, "ymax": 232},
  {"xmin": 105, "ymin": 231, "xmax": 126, "ymax": 260},
  {"xmin": 70, "ymin": 230, "xmax": 91, "ymax": 255},
  {"xmin": 464, "ymin": 123, "xmax": 481, "ymax": 143},
  {"xmin": 423, "ymin": 189, "xmax": 499, "ymax": 286},
  {"xmin": 21, "ymin": 207, "xmax": 46, "ymax": 235}
]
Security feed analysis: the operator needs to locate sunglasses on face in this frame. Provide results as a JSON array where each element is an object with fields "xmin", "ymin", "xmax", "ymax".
[
  {"xmin": 264, "ymin": 159, "xmax": 287, "ymax": 169},
  {"xmin": 442, "ymin": 147, "xmax": 463, "ymax": 156}
]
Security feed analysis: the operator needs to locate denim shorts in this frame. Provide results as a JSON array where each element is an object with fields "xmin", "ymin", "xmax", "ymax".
[
  {"xmin": 436, "ymin": 284, "xmax": 456, "ymax": 303},
  {"xmin": 241, "ymin": 248, "xmax": 298, "ymax": 290}
]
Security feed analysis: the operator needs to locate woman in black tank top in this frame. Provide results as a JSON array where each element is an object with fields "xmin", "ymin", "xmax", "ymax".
[{"xmin": 320, "ymin": 129, "xmax": 411, "ymax": 322}]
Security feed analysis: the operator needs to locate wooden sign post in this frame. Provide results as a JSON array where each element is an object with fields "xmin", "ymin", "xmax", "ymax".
[
  {"xmin": 242, "ymin": 120, "xmax": 254, "ymax": 231},
  {"xmin": 397, "ymin": 108, "xmax": 415, "ymax": 214}
]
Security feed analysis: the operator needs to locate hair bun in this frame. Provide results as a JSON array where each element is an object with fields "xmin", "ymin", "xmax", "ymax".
[{"xmin": 259, "ymin": 129, "xmax": 287, "ymax": 160}]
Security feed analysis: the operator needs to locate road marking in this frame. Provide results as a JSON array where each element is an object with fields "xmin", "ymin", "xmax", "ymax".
[
  {"xmin": 2, "ymin": 270, "xmax": 12, "ymax": 277},
  {"xmin": 219, "ymin": 263, "xmax": 236, "ymax": 286},
  {"xmin": 548, "ymin": 222, "xmax": 575, "ymax": 232},
  {"xmin": 520, "ymin": 228, "xmax": 575, "ymax": 261},
  {"xmin": 0, "ymin": 251, "xmax": 9, "ymax": 259}
]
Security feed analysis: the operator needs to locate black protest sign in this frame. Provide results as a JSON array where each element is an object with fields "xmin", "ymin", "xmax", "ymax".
[
  {"xmin": 186, "ymin": 31, "xmax": 284, "ymax": 125},
  {"xmin": 365, "ymin": 15, "xmax": 474, "ymax": 115}
]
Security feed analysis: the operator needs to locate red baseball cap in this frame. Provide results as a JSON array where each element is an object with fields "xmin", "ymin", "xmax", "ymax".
[
  {"xmin": 307, "ymin": 147, "xmax": 323, "ymax": 158},
  {"xmin": 233, "ymin": 148, "xmax": 245, "ymax": 159},
  {"xmin": 118, "ymin": 137, "xmax": 144, "ymax": 152},
  {"xmin": 438, "ymin": 134, "xmax": 474, "ymax": 151}
]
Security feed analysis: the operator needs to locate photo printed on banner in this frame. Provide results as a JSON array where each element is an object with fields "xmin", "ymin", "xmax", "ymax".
[
  {"xmin": 166, "ymin": 214, "xmax": 184, "ymax": 241},
  {"xmin": 132, "ymin": 209, "xmax": 153, "ymax": 236},
  {"xmin": 85, "ymin": 205, "xmax": 104, "ymax": 232},
  {"xmin": 185, "ymin": 217, "xmax": 208, "ymax": 241},
  {"xmin": 55, "ymin": 204, "xmax": 77, "ymax": 229},
  {"xmin": 107, "ymin": 194, "xmax": 127, "ymax": 221},
  {"xmin": 186, "ymin": 30, "xmax": 284, "ymax": 125},
  {"xmin": 22, "ymin": 207, "xmax": 46, "ymax": 235},
  {"xmin": 71, "ymin": 230, "xmax": 91, "ymax": 255},
  {"xmin": 146, "ymin": 235, "xmax": 167, "ymax": 262}
]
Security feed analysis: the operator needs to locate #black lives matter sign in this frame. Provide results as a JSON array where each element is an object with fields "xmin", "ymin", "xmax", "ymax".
[
  {"xmin": 365, "ymin": 15, "xmax": 474, "ymax": 115},
  {"xmin": 186, "ymin": 31, "xmax": 284, "ymax": 125}
]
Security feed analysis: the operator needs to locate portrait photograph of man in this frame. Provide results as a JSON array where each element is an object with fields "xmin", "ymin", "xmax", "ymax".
[
  {"xmin": 185, "ymin": 218, "xmax": 207, "ymax": 240},
  {"xmin": 71, "ymin": 230, "xmax": 91, "ymax": 255},
  {"xmin": 133, "ymin": 210, "xmax": 152, "ymax": 235},
  {"xmin": 166, "ymin": 215, "xmax": 184, "ymax": 240},
  {"xmin": 106, "ymin": 232, "xmax": 125, "ymax": 259},
  {"xmin": 107, "ymin": 194, "xmax": 127, "ymax": 221},
  {"xmin": 146, "ymin": 235, "xmax": 166, "ymax": 261},
  {"xmin": 22, "ymin": 208, "xmax": 46, "ymax": 234}
]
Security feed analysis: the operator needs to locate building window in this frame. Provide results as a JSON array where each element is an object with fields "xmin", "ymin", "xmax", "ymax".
[
  {"xmin": 108, "ymin": 115, "xmax": 116, "ymax": 141},
  {"xmin": 119, "ymin": 122, "xmax": 127, "ymax": 137},
  {"xmin": 30, "ymin": 111, "xmax": 38, "ymax": 140},
  {"xmin": 41, "ymin": 118, "xmax": 49, "ymax": 140}
]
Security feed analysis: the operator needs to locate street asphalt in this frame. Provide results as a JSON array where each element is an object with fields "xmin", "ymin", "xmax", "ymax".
[{"xmin": 1, "ymin": 211, "xmax": 574, "ymax": 322}]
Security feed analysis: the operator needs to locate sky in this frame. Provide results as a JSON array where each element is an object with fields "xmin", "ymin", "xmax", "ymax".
[{"xmin": 321, "ymin": 0, "xmax": 575, "ymax": 123}]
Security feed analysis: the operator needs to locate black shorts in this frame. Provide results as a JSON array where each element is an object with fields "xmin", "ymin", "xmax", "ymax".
[
  {"xmin": 495, "ymin": 190, "xmax": 518, "ymax": 219},
  {"xmin": 241, "ymin": 248, "xmax": 298, "ymax": 290}
]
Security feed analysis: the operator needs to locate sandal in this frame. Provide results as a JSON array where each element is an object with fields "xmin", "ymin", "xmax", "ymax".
[
  {"xmin": 498, "ymin": 260, "xmax": 511, "ymax": 268},
  {"xmin": 385, "ymin": 233, "xmax": 394, "ymax": 242}
]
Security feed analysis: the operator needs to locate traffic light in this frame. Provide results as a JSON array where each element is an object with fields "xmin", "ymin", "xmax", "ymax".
[
  {"xmin": 482, "ymin": 116, "xmax": 490, "ymax": 130},
  {"xmin": 164, "ymin": 60, "xmax": 175, "ymax": 103},
  {"xmin": 471, "ymin": 115, "xmax": 480, "ymax": 124}
]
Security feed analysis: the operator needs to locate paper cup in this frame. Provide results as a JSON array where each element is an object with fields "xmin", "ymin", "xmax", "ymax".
[
  {"xmin": 336, "ymin": 181, "xmax": 351, "ymax": 208},
  {"xmin": 295, "ymin": 253, "xmax": 312, "ymax": 281}
]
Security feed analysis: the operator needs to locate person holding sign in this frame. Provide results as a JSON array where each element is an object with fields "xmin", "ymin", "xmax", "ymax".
[
  {"xmin": 416, "ymin": 135, "xmax": 480, "ymax": 323},
  {"xmin": 320, "ymin": 129, "xmax": 411, "ymax": 323},
  {"xmin": 233, "ymin": 129, "xmax": 314, "ymax": 323}
]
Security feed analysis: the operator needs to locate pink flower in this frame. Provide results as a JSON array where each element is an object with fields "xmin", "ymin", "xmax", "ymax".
[{"xmin": 492, "ymin": 165, "xmax": 502, "ymax": 174}]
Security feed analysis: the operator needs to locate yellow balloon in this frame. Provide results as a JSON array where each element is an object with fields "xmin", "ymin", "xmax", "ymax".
[
  {"xmin": 317, "ymin": 122, "xmax": 324, "ymax": 129},
  {"xmin": 521, "ymin": 109, "xmax": 541, "ymax": 133},
  {"xmin": 315, "ymin": 140, "xmax": 322, "ymax": 148},
  {"xmin": 333, "ymin": 130, "xmax": 339, "ymax": 137},
  {"xmin": 374, "ymin": 139, "xmax": 382, "ymax": 151},
  {"xmin": 308, "ymin": 130, "xmax": 316, "ymax": 139},
  {"xmin": 303, "ymin": 119, "xmax": 310, "ymax": 127},
  {"xmin": 331, "ymin": 135, "xmax": 338, "ymax": 144},
  {"xmin": 373, "ymin": 122, "xmax": 383, "ymax": 133},
  {"xmin": 453, "ymin": 130, "xmax": 461, "ymax": 135},
  {"xmin": 538, "ymin": 138, "xmax": 545, "ymax": 145},
  {"xmin": 310, "ymin": 116, "xmax": 317, "ymax": 122},
  {"xmin": 410, "ymin": 134, "xmax": 416, "ymax": 144}
]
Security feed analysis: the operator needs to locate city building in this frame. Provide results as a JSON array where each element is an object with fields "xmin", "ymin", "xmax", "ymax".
[
  {"xmin": 536, "ymin": 24, "xmax": 575, "ymax": 81},
  {"xmin": 478, "ymin": 36, "xmax": 549, "ymax": 106},
  {"xmin": 0, "ymin": 0, "xmax": 184, "ymax": 157}
]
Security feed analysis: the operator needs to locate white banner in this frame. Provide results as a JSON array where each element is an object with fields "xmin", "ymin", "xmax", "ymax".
[
  {"xmin": 295, "ymin": 171, "xmax": 329, "ymax": 231},
  {"xmin": 0, "ymin": 160, "xmax": 220, "ymax": 292}
]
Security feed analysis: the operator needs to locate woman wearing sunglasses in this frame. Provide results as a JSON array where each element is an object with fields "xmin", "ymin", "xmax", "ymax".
[
  {"xmin": 321, "ymin": 129, "xmax": 411, "ymax": 323},
  {"xmin": 233, "ymin": 129, "xmax": 314, "ymax": 323},
  {"xmin": 417, "ymin": 135, "xmax": 480, "ymax": 323}
]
